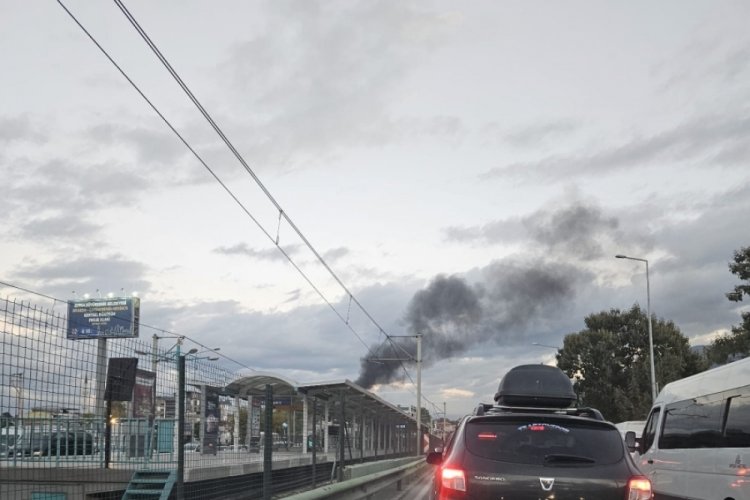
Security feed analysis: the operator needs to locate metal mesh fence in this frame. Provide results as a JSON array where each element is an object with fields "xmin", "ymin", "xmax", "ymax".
[{"xmin": 1, "ymin": 295, "xmax": 429, "ymax": 499}]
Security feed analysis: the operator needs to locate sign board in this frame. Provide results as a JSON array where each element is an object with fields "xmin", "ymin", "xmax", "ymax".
[
  {"xmin": 131, "ymin": 369, "xmax": 156, "ymax": 419},
  {"xmin": 67, "ymin": 297, "xmax": 140, "ymax": 339},
  {"xmin": 250, "ymin": 397, "xmax": 261, "ymax": 439},
  {"xmin": 201, "ymin": 386, "xmax": 220, "ymax": 455},
  {"xmin": 104, "ymin": 358, "xmax": 138, "ymax": 402}
]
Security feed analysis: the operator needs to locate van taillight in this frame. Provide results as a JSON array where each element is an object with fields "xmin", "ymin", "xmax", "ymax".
[
  {"xmin": 441, "ymin": 467, "xmax": 466, "ymax": 492},
  {"xmin": 626, "ymin": 476, "xmax": 652, "ymax": 500}
]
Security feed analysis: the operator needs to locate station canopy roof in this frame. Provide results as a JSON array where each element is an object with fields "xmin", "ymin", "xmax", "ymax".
[
  {"xmin": 224, "ymin": 371, "xmax": 299, "ymax": 397},
  {"xmin": 223, "ymin": 374, "xmax": 416, "ymax": 424},
  {"xmin": 298, "ymin": 380, "xmax": 416, "ymax": 423}
]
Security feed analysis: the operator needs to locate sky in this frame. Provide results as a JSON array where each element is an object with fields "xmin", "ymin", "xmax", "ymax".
[{"xmin": 1, "ymin": 0, "xmax": 749, "ymax": 418}]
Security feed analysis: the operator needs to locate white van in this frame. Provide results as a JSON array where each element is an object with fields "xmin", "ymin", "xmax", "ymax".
[{"xmin": 629, "ymin": 357, "xmax": 750, "ymax": 500}]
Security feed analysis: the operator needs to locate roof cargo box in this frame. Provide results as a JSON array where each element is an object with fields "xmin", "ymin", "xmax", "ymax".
[{"xmin": 494, "ymin": 364, "xmax": 576, "ymax": 408}]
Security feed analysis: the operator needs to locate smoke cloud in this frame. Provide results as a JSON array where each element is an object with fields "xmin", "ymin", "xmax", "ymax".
[{"xmin": 356, "ymin": 260, "xmax": 585, "ymax": 388}]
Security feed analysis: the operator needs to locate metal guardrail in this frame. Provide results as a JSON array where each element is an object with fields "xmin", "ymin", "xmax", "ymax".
[{"xmin": 282, "ymin": 458, "xmax": 427, "ymax": 500}]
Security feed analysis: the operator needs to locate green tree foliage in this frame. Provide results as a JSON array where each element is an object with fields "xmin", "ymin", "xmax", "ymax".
[
  {"xmin": 420, "ymin": 407, "xmax": 432, "ymax": 426},
  {"xmin": 707, "ymin": 246, "xmax": 750, "ymax": 364},
  {"xmin": 557, "ymin": 305, "xmax": 707, "ymax": 423}
]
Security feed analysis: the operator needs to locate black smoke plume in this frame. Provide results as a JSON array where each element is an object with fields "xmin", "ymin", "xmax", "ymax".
[{"xmin": 355, "ymin": 260, "xmax": 583, "ymax": 388}]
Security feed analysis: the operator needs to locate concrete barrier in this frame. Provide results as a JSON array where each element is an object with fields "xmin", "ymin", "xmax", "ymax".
[{"xmin": 283, "ymin": 457, "xmax": 427, "ymax": 500}]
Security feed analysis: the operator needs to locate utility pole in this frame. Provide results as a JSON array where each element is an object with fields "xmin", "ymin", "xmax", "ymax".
[
  {"xmin": 416, "ymin": 333, "xmax": 422, "ymax": 457},
  {"xmin": 366, "ymin": 333, "xmax": 424, "ymax": 456},
  {"xmin": 443, "ymin": 402, "xmax": 447, "ymax": 444}
]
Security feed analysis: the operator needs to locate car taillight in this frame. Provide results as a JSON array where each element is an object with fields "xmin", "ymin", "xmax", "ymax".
[
  {"xmin": 441, "ymin": 467, "xmax": 467, "ymax": 492},
  {"xmin": 626, "ymin": 476, "xmax": 652, "ymax": 500}
]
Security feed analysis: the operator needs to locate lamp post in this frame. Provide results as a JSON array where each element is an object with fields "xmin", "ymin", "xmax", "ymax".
[
  {"xmin": 616, "ymin": 254, "xmax": 658, "ymax": 402},
  {"xmin": 10, "ymin": 372, "xmax": 23, "ymax": 419}
]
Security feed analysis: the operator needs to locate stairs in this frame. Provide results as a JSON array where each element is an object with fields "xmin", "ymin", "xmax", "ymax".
[{"xmin": 122, "ymin": 470, "xmax": 176, "ymax": 500}]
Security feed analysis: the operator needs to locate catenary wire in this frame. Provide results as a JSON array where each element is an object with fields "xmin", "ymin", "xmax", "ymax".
[
  {"xmin": 110, "ymin": 0, "xmax": 414, "ymax": 372},
  {"xmin": 57, "ymin": 1, "xmax": 423, "ymax": 408},
  {"xmin": 55, "ymin": 0, "xmax": 375, "ymax": 358}
]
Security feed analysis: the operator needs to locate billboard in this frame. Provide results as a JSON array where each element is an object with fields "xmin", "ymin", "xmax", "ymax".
[
  {"xmin": 131, "ymin": 369, "xmax": 156, "ymax": 419},
  {"xmin": 67, "ymin": 297, "xmax": 140, "ymax": 339},
  {"xmin": 104, "ymin": 357, "xmax": 138, "ymax": 402},
  {"xmin": 201, "ymin": 386, "xmax": 220, "ymax": 455}
]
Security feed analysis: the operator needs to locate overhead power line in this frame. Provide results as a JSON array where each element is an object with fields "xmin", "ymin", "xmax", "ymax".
[
  {"xmin": 56, "ymin": 0, "xmax": 418, "ymax": 393},
  {"xmin": 110, "ymin": 0, "xmax": 405, "ymax": 353}
]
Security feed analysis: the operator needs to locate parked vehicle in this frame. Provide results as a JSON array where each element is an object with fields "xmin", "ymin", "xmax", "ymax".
[
  {"xmin": 183, "ymin": 442, "xmax": 201, "ymax": 453},
  {"xmin": 0, "ymin": 426, "xmax": 23, "ymax": 457},
  {"xmin": 628, "ymin": 356, "xmax": 750, "ymax": 500},
  {"xmin": 17, "ymin": 431, "xmax": 95, "ymax": 457},
  {"xmin": 426, "ymin": 364, "xmax": 651, "ymax": 499}
]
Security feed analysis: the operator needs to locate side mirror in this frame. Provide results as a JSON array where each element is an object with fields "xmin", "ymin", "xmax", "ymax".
[
  {"xmin": 624, "ymin": 431, "xmax": 637, "ymax": 453},
  {"xmin": 426, "ymin": 450, "xmax": 443, "ymax": 465}
]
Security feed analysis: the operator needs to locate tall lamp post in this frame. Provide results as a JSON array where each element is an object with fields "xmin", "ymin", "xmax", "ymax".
[{"xmin": 616, "ymin": 254, "xmax": 658, "ymax": 402}]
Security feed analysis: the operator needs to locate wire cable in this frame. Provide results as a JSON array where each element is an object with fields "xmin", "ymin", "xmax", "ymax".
[
  {"xmin": 55, "ymin": 0, "xmax": 375, "ymax": 358},
  {"xmin": 110, "ymin": 0, "xmax": 412, "ymax": 369}
]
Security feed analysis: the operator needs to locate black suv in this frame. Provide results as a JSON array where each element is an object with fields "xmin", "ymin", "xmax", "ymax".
[{"xmin": 426, "ymin": 365, "xmax": 652, "ymax": 499}]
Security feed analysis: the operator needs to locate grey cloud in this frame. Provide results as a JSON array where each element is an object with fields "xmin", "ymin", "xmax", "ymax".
[
  {"xmin": 18, "ymin": 215, "xmax": 102, "ymax": 241},
  {"xmin": 654, "ymin": 182, "xmax": 750, "ymax": 272},
  {"xmin": 480, "ymin": 112, "xmax": 750, "ymax": 182},
  {"xmin": 217, "ymin": 0, "xmax": 454, "ymax": 167},
  {"xmin": 3, "ymin": 158, "xmax": 153, "ymax": 245},
  {"xmin": 481, "ymin": 119, "xmax": 578, "ymax": 148},
  {"xmin": 11, "ymin": 255, "xmax": 151, "ymax": 299},
  {"xmin": 323, "ymin": 247, "xmax": 350, "ymax": 262},
  {"xmin": 5, "ymin": 158, "xmax": 149, "ymax": 215},
  {"xmin": 443, "ymin": 218, "xmax": 526, "ymax": 245},
  {"xmin": 657, "ymin": 37, "xmax": 750, "ymax": 90},
  {"xmin": 140, "ymin": 281, "xmax": 418, "ymax": 375},
  {"xmin": 213, "ymin": 242, "xmax": 301, "ymax": 261},
  {"xmin": 89, "ymin": 124, "xmax": 187, "ymax": 165},
  {"xmin": 525, "ymin": 203, "xmax": 620, "ymax": 259},
  {"xmin": 444, "ymin": 201, "xmax": 625, "ymax": 260},
  {"xmin": 0, "ymin": 115, "xmax": 45, "ymax": 144}
]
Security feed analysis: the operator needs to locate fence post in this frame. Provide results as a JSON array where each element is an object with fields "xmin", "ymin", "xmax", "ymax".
[
  {"xmin": 338, "ymin": 391, "xmax": 345, "ymax": 482},
  {"xmin": 311, "ymin": 397, "xmax": 317, "ymax": 488},
  {"xmin": 176, "ymin": 355, "xmax": 185, "ymax": 500},
  {"xmin": 263, "ymin": 384, "xmax": 273, "ymax": 500}
]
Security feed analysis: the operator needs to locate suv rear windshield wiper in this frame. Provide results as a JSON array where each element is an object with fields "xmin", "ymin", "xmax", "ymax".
[{"xmin": 544, "ymin": 454, "xmax": 596, "ymax": 464}]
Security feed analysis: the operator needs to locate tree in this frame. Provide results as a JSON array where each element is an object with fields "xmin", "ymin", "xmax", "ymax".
[
  {"xmin": 557, "ymin": 305, "xmax": 707, "ymax": 423},
  {"xmin": 706, "ymin": 246, "xmax": 750, "ymax": 364}
]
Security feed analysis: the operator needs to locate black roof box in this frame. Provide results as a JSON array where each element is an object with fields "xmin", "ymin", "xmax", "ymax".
[{"xmin": 494, "ymin": 364, "xmax": 576, "ymax": 408}]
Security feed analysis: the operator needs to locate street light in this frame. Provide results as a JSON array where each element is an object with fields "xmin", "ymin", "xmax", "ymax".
[{"xmin": 616, "ymin": 254, "xmax": 658, "ymax": 402}]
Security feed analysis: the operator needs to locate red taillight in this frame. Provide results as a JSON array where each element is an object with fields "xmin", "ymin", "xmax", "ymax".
[
  {"xmin": 626, "ymin": 476, "xmax": 652, "ymax": 500},
  {"xmin": 477, "ymin": 432, "xmax": 497, "ymax": 440},
  {"xmin": 441, "ymin": 467, "xmax": 467, "ymax": 492}
]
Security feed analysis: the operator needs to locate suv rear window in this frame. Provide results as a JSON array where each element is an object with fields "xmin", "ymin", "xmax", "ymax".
[{"xmin": 465, "ymin": 419, "xmax": 624, "ymax": 465}]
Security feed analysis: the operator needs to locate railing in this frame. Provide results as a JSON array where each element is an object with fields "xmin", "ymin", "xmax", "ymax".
[{"xmin": 1, "ymin": 294, "xmax": 433, "ymax": 500}]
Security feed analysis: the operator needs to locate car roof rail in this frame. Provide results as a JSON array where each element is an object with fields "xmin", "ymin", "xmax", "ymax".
[
  {"xmin": 475, "ymin": 404, "xmax": 605, "ymax": 421},
  {"xmin": 473, "ymin": 403, "xmax": 493, "ymax": 416}
]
